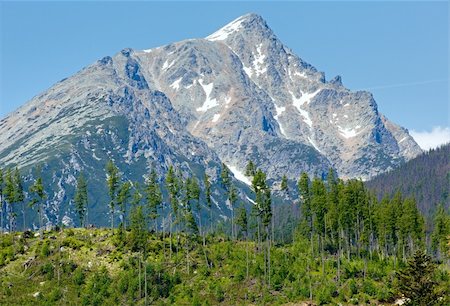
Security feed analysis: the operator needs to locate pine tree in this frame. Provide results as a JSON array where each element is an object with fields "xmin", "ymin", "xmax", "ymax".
[
  {"xmin": 396, "ymin": 250, "xmax": 441, "ymax": 305},
  {"xmin": 204, "ymin": 173, "xmax": 212, "ymax": 233},
  {"xmin": 229, "ymin": 184, "xmax": 238, "ymax": 239},
  {"xmin": 298, "ymin": 173, "xmax": 312, "ymax": 240},
  {"xmin": 74, "ymin": 172, "xmax": 88, "ymax": 228},
  {"xmin": 117, "ymin": 181, "xmax": 131, "ymax": 230},
  {"xmin": 245, "ymin": 160, "xmax": 256, "ymax": 177},
  {"xmin": 145, "ymin": 169, "xmax": 162, "ymax": 232},
  {"xmin": 13, "ymin": 168, "xmax": 25, "ymax": 231},
  {"xmin": 431, "ymin": 204, "xmax": 449, "ymax": 261},
  {"xmin": 106, "ymin": 160, "xmax": 120, "ymax": 230},
  {"xmin": 165, "ymin": 165, "xmax": 179, "ymax": 258},
  {"xmin": 280, "ymin": 174, "xmax": 288, "ymax": 193},
  {"xmin": 252, "ymin": 168, "xmax": 272, "ymax": 287},
  {"xmin": 220, "ymin": 163, "xmax": 230, "ymax": 189},
  {"xmin": 186, "ymin": 176, "xmax": 201, "ymax": 234},
  {"xmin": 29, "ymin": 167, "xmax": 46, "ymax": 239},
  {"xmin": 130, "ymin": 204, "xmax": 147, "ymax": 252},
  {"xmin": 4, "ymin": 168, "xmax": 15, "ymax": 232},
  {"xmin": 236, "ymin": 205, "xmax": 249, "ymax": 279}
]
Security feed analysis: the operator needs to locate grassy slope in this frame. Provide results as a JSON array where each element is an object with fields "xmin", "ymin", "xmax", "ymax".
[{"xmin": 0, "ymin": 228, "xmax": 448, "ymax": 305}]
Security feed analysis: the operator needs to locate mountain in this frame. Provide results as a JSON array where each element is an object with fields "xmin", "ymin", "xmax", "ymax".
[
  {"xmin": 367, "ymin": 143, "xmax": 450, "ymax": 216},
  {"xmin": 0, "ymin": 13, "xmax": 421, "ymax": 228}
]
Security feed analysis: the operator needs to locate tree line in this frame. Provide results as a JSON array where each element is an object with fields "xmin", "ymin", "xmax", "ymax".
[{"xmin": 0, "ymin": 160, "xmax": 448, "ymax": 266}]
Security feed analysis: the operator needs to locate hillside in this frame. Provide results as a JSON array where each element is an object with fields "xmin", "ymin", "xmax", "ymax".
[
  {"xmin": 1, "ymin": 228, "xmax": 448, "ymax": 305},
  {"xmin": 1, "ymin": 173, "xmax": 449, "ymax": 305},
  {"xmin": 367, "ymin": 143, "xmax": 450, "ymax": 216}
]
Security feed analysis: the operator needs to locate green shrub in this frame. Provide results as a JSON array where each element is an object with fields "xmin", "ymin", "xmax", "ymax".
[
  {"xmin": 47, "ymin": 287, "xmax": 62, "ymax": 302},
  {"xmin": 362, "ymin": 279, "xmax": 377, "ymax": 296},
  {"xmin": 0, "ymin": 246, "xmax": 15, "ymax": 266},
  {"xmin": 73, "ymin": 267, "xmax": 85, "ymax": 286},
  {"xmin": 40, "ymin": 262, "xmax": 54, "ymax": 280},
  {"xmin": 40, "ymin": 240, "xmax": 51, "ymax": 257},
  {"xmin": 62, "ymin": 237, "xmax": 84, "ymax": 250}
]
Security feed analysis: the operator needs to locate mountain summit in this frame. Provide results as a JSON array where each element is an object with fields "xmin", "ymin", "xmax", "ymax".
[{"xmin": 0, "ymin": 13, "xmax": 421, "ymax": 226}]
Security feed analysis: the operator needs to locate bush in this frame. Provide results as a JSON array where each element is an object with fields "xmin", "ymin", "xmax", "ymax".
[
  {"xmin": 0, "ymin": 246, "xmax": 15, "ymax": 267},
  {"xmin": 47, "ymin": 287, "xmax": 62, "ymax": 302},
  {"xmin": 40, "ymin": 240, "xmax": 51, "ymax": 257},
  {"xmin": 73, "ymin": 267, "xmax": 85, "ymax": 286},
  {"xmin": 62, "ymin": 237, "xmax": 84, "ymax": 250},
  {"xmin": 40, "ymin": 262, "xmax": 54, "ymax": 280},
  {"xmin": 81, "ymin": 267, "xmax": 111, "ymax": 306}
]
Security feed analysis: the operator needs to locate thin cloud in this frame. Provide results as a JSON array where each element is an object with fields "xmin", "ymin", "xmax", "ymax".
[{"xmin": 410, "ymin": 126, "xmax": 450, "ymax": 151}]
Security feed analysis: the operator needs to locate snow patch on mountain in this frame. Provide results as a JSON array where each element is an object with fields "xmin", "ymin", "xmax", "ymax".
[
  {"xmin": 338, "ymin": 125, "xmax": 359, "ymax": 139},
  {"xmin": 196, "ymin": 79, "xmax": 218, "ymax": 112},
  {"xmin": 227, "ymin": 164, "xmax": 252, "ymax": 186},
  {"xmin": 206, "ymin": 15, "xmax": 246, "ymax": 41},
  {"xmin": 274, "ymin": 104, "xmax": 287, "ymax": 136},
  {"xmin": 170, "ymin": 78, "xmax": 182, "ymax": 90}
]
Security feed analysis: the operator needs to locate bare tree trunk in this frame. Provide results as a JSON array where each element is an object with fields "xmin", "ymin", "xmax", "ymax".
[
  {"xmin": 22, "ymin": 202, "xmax": 26, "ymax": 231},
  {"xmin": 0, "ymin": 195, "xmax": 3, "ymax": 234},
  {"xmin": 246, "ymin": 232, "xmax": 249, "ymax": 279},
  {"xmin": 169, "ymin": 213, "xmax": 173, "ymax": 260},
  {"xmin": 144, "ymin": 259, "xmax": 147, "ymax": 305},
  {"xmin": 139, "ymin": 254, "xmax": 142, "ymax": 299},
  {"xmin": 267, "ymin": 227, "xmax": 271, "ymax": 288},
  {"xmin": 39, "ymin": 203, "xmax": 43, "ymax": 240}
]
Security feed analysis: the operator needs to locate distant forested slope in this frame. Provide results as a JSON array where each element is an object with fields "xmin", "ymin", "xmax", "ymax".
[{"xmin": 367, "ymin": 143, "xmax": 450, "ymax": 216}]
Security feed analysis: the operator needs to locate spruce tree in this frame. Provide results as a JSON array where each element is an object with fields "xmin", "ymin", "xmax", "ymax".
[
  {"xmin": 4, "ymin": 168, "xmax": 15, "ymax": 232},
  {"xmin": 396, "ymin": 250, "xmax": 441, "ymax": 306},
  {"xmin": 13, "ymin": 168, "xmax": 25, "ymax": 231},
  {"xmin": 29, "ymin": 167, "xmax": 46, "ymax": 239},
  {"xmin": 74, "ymin": 172, "xmax": 88, "ymax": 228},
  {"xmin": 106, "ymin": 160, "xmax": 120, "ymax": 230},
  {"xmin": 431, "ymin": 204, "xmax": 449, "ymax": 261},
  {"xmin": 236, "ymin": 205, "xmax": 249, "ymax": 279},
  {"xmin": 145, "ymin": 169, "xmax": 162, "ymax": 232},
  {"xmin": 280, "ymin": 174, "xmax": 288, "ymax": 193},
  {"xmin": 204, "ymin": 173, "xmax": 212, "ymax": 233},
  {"xmin": 245, "ymin": 160, "xmax": 256, "ymax": 177},
  {"xmin": 117, "ymin": 181, "xmax": 131, "ymax": 230}
]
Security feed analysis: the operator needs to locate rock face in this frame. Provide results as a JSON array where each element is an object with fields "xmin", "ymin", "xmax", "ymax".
[
  {"xmin": 132, "ymin": 13, "xmax": 421, "ymax": 180},
  {"xmin": 0, "ymin": 13, "xmax": 421, "ymax": 227}
]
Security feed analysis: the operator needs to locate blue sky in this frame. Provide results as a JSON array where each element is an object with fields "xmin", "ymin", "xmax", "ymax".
[{"xmin": 1, "ymin": 1, "xmax": 448, "ymax": 148}]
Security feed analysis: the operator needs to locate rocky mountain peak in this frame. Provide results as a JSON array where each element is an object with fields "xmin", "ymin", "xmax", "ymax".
[
  {"xmin": 206, "ymin": 13, "xmax": 273, "ymax": 42},
  {"xmin": 0, "ymin": 13, "xmax": 423, "ymax": 228}
]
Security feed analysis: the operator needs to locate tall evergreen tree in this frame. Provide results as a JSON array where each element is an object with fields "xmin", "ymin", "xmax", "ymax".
[
  {"xmin": 245, "ymin": 160, "xmax": 256, "ymax": 177},
  {"xmin": 396, "ymin": 250, "xmax": 442, "ymax": 306},
  {"xmin": 4, "ymin": 168, "xmax": 15, "ymax": 232},
  {"xmin": 145, "ymin": 169, "xmax": 162, "ymax": 232},
  {"xmin": 29, "ymin": 167, "xmax": 46, "ymax": 239},
  {"xmin": 431, "ymin": 204, "xmax": 450, "ymax": 261},
  {"xmin": 298, "ymin": 173, "xmax": 312, "ymax": 239},
  {"xmin": 204, "ymin": 173, "xmax": 212, "ymax": 233},
  {"xmin": 106, "ymin": 160, "xmax": 120, "ymax": 230},
  {"xmin": 252, "ymin": 168, "xmax": 272, "ymax": 287},
  {"xmin": 117, "ymin": 181, "xmax": 131, "ymax": 230},
  {"xmin": 236, "ymin": 205, "xmax": 249, "ymax": 279},
  {"xmin": 280, "ymin": 174, "xmax": 288, "ymax": 193},
  {"xmin": 74, "ymin": 172, "xmax": 88, "ymax": 228},
  {"xmin": 130, "ymin": 204, "xmax": 147, "ymax": 252},
  {"xmin": 13, "ymin": 168, "xmax": 25, "ymax": 231}
]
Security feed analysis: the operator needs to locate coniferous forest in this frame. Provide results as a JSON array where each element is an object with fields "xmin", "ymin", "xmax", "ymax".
[
  {"xmin": 367, "ymin": 143, "xmax": 450, "ymax": 217},
  {"xmin": 0, "ymin": 160, "xmax": 449, "ymax": 305}
]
